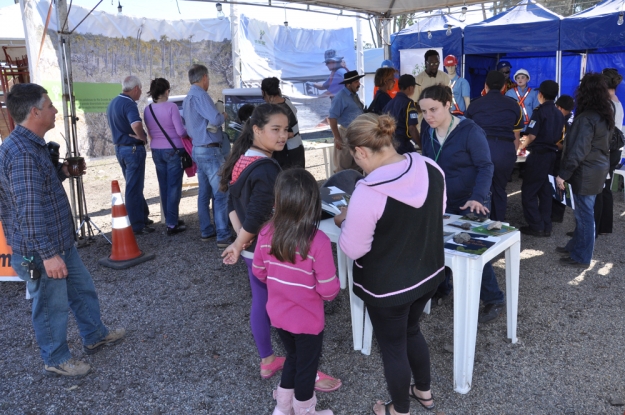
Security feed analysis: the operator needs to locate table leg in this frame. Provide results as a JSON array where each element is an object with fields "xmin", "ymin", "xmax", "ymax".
[
  {"xmin": 423, "ymin": 299, "xmax": 431, "ymax": 315},
  {"xmin": 361, "ymin": 307, "xmax": 373, "ymax": 355},
  {"xmin": 347, "ymin": 259, "xmax": 364, "ymax": 351},
  {"xmin": 452, "ymin": 256, "xmax": 482, "ymax": 394},
  {"xmin": 336, "ymin": 247, "xmax": 348, "ymax": 290},
  {"xmin": 505, "ymin": 241, "xmax": 520, "ymax": 344}
]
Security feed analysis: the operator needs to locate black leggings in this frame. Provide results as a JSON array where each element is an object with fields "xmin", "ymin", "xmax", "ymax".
[
  {"xmin": 366, "ymin": 289, "xmax": 436, "ymax": 414},
  {"xmin": 277, "ymin": 328, "xmax": 323, "ymax": 401}
]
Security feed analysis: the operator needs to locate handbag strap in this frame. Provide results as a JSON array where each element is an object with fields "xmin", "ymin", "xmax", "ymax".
[{"xmin": 148, "ymin": 104, "xmax": 180, "ymax": 154}]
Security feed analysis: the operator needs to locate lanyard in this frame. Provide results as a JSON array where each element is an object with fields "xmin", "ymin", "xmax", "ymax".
[{"xmin": 430, "ymin": 117, "xmax": 455, "ymax": 162}]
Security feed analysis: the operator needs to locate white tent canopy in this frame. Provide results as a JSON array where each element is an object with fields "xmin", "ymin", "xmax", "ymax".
[
  {"xmin": 185, "ymin": 0, "xmax": 485, "ymax": 18},
  {"xmin": 0, "ymin": 4, "xmax": 26, "ymax": 46}
]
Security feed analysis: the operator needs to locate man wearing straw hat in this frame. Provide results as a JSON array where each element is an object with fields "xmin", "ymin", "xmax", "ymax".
[{"xmin": 0, "ymin": 83, "xmax": 125, "ymax": 378}]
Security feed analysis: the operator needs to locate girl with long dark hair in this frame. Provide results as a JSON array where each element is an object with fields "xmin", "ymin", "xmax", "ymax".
[
  {"xmin": 220, "ymin": 104, "xmax": 341, "ymax": 393},
  {"xmin": 556, "ymin": 73, "xmax": 612, "ymax": 267},
  {"xmin": 253, "ymin": 168, "xmax": 339, "ymax": 415}
]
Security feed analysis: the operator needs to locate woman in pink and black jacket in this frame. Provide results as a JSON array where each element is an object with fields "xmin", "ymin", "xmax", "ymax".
[{"xmin": 333, "ymin": 113, "xmax": 446, "ymax": 415}]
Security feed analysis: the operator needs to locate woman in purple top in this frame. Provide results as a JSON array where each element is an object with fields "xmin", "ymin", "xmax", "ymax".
[{"xmin": 144, "ymin": 78, "xmax": 188, "ymax": 235}]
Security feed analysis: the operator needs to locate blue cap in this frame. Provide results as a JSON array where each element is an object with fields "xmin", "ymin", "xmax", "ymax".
[
  {"xmin": 496, "ymin": 60, "xmax": 512, "ymax": 71},
  {"xmin": 381, "ymin": 60, "xmax": 394, "ymax": 68}
]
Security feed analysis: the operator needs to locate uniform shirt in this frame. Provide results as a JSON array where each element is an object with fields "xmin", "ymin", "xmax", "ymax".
[
  {"xmin": 322, "ymin": 67, "xmax": 347, "ymax": 96},
  {"xmin": 382, "ymin": 91, "xmax": 418, "ymax": 143},
  {"xmin": 106, "ymin": 93, "xmax": 144, "ymax": 146},
  {"xmin": 182, "ymin": 84, "xmax": 225, "ymax": 146},
  {"xmin": 449, "ymin": 74, "xmax": 470, "ymax": 113},
  {"xmin": 329, "ymin": 86, "xmax": 364, "ymax": 127},
  {"xmin": 525, "ymin": 100, "xmax": 565, "ymax": 152},
  {"xmin": 505, "ymin": 86, "xmax": 540, "ymax": 126},
  {"xmin": 0, "ymin": 125, "xmax": 74, "ymax": 259},
  {"xmin": 465, "ymin": 90, "xmax": 523, "ymax": 141}
]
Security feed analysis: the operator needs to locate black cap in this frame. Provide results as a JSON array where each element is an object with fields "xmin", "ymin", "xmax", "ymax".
[
  {"xmin": 539, "ymin": 80, "xmax": 559, "ymax": 100},
  {"xmin": 485, "ymin": 70, "xmax": 505, "ymax": 90},
  {"xmin": 398, "ymin": 74, "xmax": 418, "ymax": 89}
]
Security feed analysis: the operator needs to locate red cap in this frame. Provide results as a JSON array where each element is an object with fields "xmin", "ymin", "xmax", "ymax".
[{"xmin": 444, "ymin": 55, "xmax": 458, "ymax": 66}]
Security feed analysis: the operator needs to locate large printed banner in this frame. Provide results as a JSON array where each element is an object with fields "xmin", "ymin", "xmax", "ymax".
[
  {"xmin": 239, "ymin": 15, "xmax": 356, "ymax": 130},
  {"xmin": 0, "ymin": 222, "xmax": 18, "ymax": 279},
  {"xmin": 21, "ymin": 0, "xmax": 232, "ymax": 157}
]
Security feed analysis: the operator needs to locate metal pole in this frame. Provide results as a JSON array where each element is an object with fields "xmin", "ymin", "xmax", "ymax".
[
  {"xmin": 356, "ymin": 15, "xmax": 364, "ymax": 102},
  {"xmin": 230, "ymin": 3, "xmax": 241, "ymax": 88}
]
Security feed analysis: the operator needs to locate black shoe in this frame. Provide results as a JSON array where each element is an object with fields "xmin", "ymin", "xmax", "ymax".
[
  {"xmin": 145, "ymin": 219, "xmax": 154, "ymax": 225},
  {"xmin": 555, "ymin": 246, "xmax": 569, "ymax": 255},
  {"xmin": 134, "ymin": 226, "xmax": 155, "ymax": 235},
  {"xmin": 566, "ymin": 231, "xmax": 575, "ymax": 237},
  {"xmin": 559, "ymin": 256, "xmax": 590, "ymax": 268},
  {"xmin": 519, "ymin": 226, "xmax": 551, "ymax": 237},
  {"xmin": 217, "ymin": 236, "xmax": 236, "ymax": 248},
  {"xmin": 200, "ymin": 233, "xmax": 217, "ymax": 242},
  {"xmin": 478, "ymin": 303, "xmax": 505, "ymax": 324},
  {"xmin": 167, "ymin": 224, "xmax": 187, "ymax": 235},
  {"xmin": 177, "ymin": 219, "xmax": 185, "ymax": 226}
]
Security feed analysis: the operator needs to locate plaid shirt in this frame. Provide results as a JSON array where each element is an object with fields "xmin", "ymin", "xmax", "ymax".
[{"xmin": 0, "ymin": 125, "xmax": 74, "ymax": 259}]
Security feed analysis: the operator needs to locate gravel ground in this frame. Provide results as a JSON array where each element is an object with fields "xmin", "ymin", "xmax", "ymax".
[{"xmin": 2, "ymin": 140, "xmax": 625, "ymax": 415}]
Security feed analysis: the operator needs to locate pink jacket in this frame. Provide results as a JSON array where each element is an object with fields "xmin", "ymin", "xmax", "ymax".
[{"xmin": 253, "ymin": 226, "xmax": 339, "ymax": 335}]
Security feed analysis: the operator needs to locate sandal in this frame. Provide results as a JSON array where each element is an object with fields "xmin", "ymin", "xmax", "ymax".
[
  {"xmin": 372, "ymin": 400, "xmax": 393, "ymax": 415},
  {"xmin": 409, "ymin": 384, "xmax": 435, "ymax": 410},
  {"xmin": 314, "ymin": 371, "xmax": 342, "ymax": 392},
  {"xmin": 260, "ymin": 356, "xmax": 285, "ymax": 379}
]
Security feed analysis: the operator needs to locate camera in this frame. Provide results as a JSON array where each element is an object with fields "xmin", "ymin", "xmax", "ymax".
[{"xmin": 46, "ymin": 141, "xmax": 60, "ymax": 166}]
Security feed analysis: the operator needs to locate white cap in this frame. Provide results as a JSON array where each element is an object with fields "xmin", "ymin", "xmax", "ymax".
[{"xmin": 514, "ymin": 69, "xmax": 530, "ymax": 82}]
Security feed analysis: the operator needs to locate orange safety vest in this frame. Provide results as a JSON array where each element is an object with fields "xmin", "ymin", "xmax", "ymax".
[
  {"xmin": 513, "ymin": 87, "xmax": 532, "ymax": 125},
  {"xmin": 450, "ymin": 80, "xmax": 464, "ymax": 115}
]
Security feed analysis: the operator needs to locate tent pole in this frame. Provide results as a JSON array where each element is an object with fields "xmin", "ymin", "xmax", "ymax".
[
  {"xmin": 230, "ymin": 3, "xmax": 241, "ymax": 88},
  {"xmin": 356, "ymin": 15, "xmax": 364, "ymax": 102},
  {"xmin": 556, "ymin": 50, "xmax": 561, "ymax": 91},
  {"xmin": 382, "ymin": 18, "xmax": 391, "ymax": 60}
]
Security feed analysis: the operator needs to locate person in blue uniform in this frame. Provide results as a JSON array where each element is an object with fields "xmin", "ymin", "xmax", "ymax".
[
  {"xmin": 465, "ymin": 71, "xmax": 523, "ymax": 221},
  {"xmin": 382, "ymin": 74, "xmax": 420, "ymax": 153},
  {"xmin": 517, "ymin": 81, "xmax": 565, "ymax": 237},
  {"xmin": 505, "ymin": 69, "xmax": 540, "ymax": 131}
]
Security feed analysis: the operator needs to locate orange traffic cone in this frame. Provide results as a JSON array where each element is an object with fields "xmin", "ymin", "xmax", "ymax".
[
  {"xmin": 0, "ymin": 221, "xmax": 18, "ymax": 278},
  {"xmin": 99, "ymin": 180, "xmax": 155, "ymax": 270}
]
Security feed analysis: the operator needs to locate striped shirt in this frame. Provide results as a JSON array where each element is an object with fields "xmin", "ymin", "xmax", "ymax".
[
  {"xmin": 253, "ymin": 225, "xmax": 339, "ymax": 335},
  {"xmin": 0, "ymin": 125, "xmax": 75, "ymax": 259}
]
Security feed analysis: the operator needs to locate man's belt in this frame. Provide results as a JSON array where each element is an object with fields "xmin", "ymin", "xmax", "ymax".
[{"xmin": 197, "ymin": 142, "xmax": 220, "ymax": 148}]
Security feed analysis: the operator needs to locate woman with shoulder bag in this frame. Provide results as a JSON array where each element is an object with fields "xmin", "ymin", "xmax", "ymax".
[{"xmin": 144, "ymin": 77, "xmax": 188, "ymax": 235}]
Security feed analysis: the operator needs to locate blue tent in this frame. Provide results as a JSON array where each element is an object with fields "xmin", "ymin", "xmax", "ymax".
[
  {"xmin": 463, "ymin": 0, "xmax": 562, "ymax": 98},
  {"xmin": 560, "ymin": 0, "xmax": 625, "ymax": 102},
  {"xmin": 390, "ymin": 11, "xmax": 464, "ymax": 74}
]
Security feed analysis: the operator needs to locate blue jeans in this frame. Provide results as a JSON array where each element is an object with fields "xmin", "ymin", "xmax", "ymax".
[
  {"xmin": 152, "ymin": 149, "xmax": 185, "ymax": 227},
  {"xmin": 115, "ymin": 145, "xmax": 149, "ymax": 231},
  {"xmin": 12, "ymin": 247, "xmax": 108, "ymax": 366},
  {"xmin": 192, "ymin": 145, "xmax": 230, "ymax": 240},
  {"xmin": 566, "ymin": 193, "xmax": 596, "ymax": 264}
]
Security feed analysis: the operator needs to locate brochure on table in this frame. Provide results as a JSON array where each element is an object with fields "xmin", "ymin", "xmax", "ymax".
[
  {"xmin": 443, "ymin": 216, "xmax": 517, "ymax": 258},
  {"xmin": 320, "ymin": 186, "xmax": 350, "ymax": 216}
]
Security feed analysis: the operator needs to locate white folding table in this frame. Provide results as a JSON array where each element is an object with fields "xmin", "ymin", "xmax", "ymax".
[{"xmin": 319, "ymin": 215, "xmax": 521, "ymax": 394}]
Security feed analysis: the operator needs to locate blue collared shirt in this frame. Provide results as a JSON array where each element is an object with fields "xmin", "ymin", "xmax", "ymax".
[
  {"xmin": 450, "ymin": 75, "xmax": 470, "ymax": 113},
  {"xmin": 329, "ymin": 86, "xmax": 364, "ymax": 127},
  {"xmin": 0, "ymin": 125, "xmax": 74, "ymax": 259},
  {"xmin": 182, "ymin": 84, "xmax": 225, "ymax": 146},
  {"xmin": 106, "ymin": 93, "xmax": 145, "ymax": 146},
  {"xmin": 505, "ymin": 86, "xmax": 540, "ymax": 126}
]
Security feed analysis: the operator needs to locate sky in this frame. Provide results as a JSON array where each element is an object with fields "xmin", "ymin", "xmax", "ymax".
[{"xmin": 0, "ymin": 0, "xmax": 490, "ymax": 47}]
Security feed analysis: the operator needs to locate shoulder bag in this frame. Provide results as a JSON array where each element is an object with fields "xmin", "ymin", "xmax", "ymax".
[{"xmin": 148, "ymin": 104, "xmax": 194, "ymax": 170}]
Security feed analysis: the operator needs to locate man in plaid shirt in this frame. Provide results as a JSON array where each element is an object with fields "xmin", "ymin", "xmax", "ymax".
[{"xmin": 0, "ymin": 84, "xmax": 124, "ymax": 377}]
